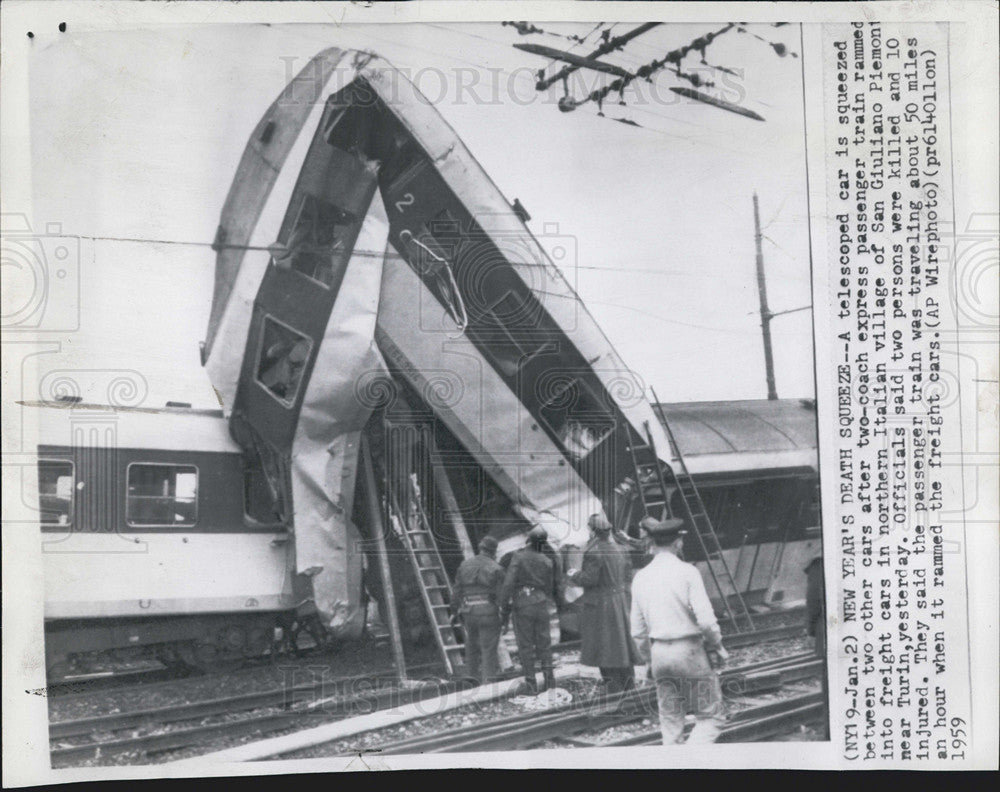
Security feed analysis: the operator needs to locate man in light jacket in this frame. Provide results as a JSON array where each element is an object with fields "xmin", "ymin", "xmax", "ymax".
[{"xmin": 630, "ymin": 517, "xmax": 729, "ymax": 744}]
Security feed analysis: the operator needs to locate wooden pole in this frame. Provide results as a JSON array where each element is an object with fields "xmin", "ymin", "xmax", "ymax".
[
  {"xmin": 360, "ymin": 436, "xmax": 407, "ymax": 683},
  {"xmin": 428, "ymin": 436, "xmax": 474, "ymax": 561},
  {"xmin": 753, "ymin": 192, "xmax": 779, "ymax": 400}
]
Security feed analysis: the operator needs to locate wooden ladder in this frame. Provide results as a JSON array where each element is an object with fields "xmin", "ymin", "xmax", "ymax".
[
  {"xmin": 651, "ymin": 404, "xmax": 755, "ymax": 633},
  {"xmin": 625, "ymin": 423, "xmax": 674, "ymax": 523},
  {"xmin": 387, "ymin": 472, "xmax": 465, "ymax": 676}
]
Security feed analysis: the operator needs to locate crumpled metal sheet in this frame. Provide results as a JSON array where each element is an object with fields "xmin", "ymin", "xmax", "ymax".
[{"xmin": 290, "ymin": 192, "xmax": 391, "ymax": 638}]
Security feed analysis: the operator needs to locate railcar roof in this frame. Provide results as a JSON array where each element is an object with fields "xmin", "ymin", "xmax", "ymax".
[
  {"xmin": 27, "ymin": 402, "xmax": 238, "ymax": 453},
  {"xmin": 656, "ymin": 399, "xmax": 818, "ymax": 457}
]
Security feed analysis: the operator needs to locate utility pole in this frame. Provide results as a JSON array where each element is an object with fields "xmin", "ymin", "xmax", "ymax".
[{"xmin": 753, "ymin": 192, "xmax": 778, "ymax": 400}]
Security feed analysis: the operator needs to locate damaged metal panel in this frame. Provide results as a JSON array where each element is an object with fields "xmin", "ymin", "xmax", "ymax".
[
  {"xmin": 343, "ymin": 58, "xmax": 674, "ymax": 513},
  {"xmin": 203, "ymin": 51, "xmax": 390, "ymax": 637},
  {"xmin": 375, "ymin": 250, "xmax": 600, "ymax": 549},
  {"xmin": 287, "ymin": 196, "xmax": 390, "ymax": 637},
  {"xmin": 205, "ymin": 47, "xmax": 353, "ymax": 360},
  {"xmin": 355, "ymin": 56, "xmax": 672, "ymax": 459}
]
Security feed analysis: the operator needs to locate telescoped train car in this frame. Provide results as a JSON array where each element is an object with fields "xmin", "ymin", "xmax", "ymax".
[
  {"xmin": 200, "ymin": 46, "xmax": 678, "ymax": 641},
  {"xmin": 34, "ymin": 399, "xmax": 295, "ymax": 675}
]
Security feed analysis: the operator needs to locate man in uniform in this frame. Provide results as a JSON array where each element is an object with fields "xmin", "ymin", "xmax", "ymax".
[
  {"xmin": 566, "ymin": 513, "xmax": 638, "ymax": 693},
  {"xmin": 452, "ymin": 535, "xmax": 505, "ymax": 683},
  {"xmin": 500, "ymin": 526, "xmax": 558, "ymax": 694},
  {"xmin": 805, "ymin": 552, "xmax": 826, "ymax": 659},
  {"xmin": 805, "ymin": 551, "xmax": 830, "ymax": 739},
  {"xmin": 630, "ymin": 517, "xmax": 729, "ymax": 745}
]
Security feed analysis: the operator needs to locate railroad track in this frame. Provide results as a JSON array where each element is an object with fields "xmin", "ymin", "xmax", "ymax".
[
  {"xmin": 48, "ymin": 676, "xmax": 475, "ymax": 765},
  {"xmin": 365, "ymin": 653, "xmax": 823, "ymax": 755},
  {"xmin": 50, "ymin": 650, "xmax": 820, "ymax": 765},
  {"xmin": 49, "ymin": 611, "xmax": 813, "ymax": 765},
  {"xmin": 44, "ymin": 667, "xmax": 189, "ymax": 699},
  {"xmin": 47, "ymin": 606, "xmax": 804, "ymax": 701},
  {"xmin": 569, "ymin": 691, "xmax": 826, "ymax": 747}
]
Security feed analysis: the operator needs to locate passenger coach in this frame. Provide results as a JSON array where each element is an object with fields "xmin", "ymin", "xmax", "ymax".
[{"xmin": 34, "ymin": 398, "xmax": 294, "ymax": 673}]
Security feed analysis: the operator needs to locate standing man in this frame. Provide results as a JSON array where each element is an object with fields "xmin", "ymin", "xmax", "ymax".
[
  {"xmin": 500, "ymin": 526, "xmax": 558, "ymax": 694},
  {"xmin": 566, "ymin": 513, "xmax": 638, "ymax": 693},
  {"xmin": 805, "ymin": 553, "xmax": 826, "ymax": 659},
  {"xmin": 805, "ymin": 551, "xmax": 830, "ymax": 740},
  {"xmin": 452, "ymin": 535, "xmax": 505, "ymax": 684},
  {"xmin": 630, "ymin": 518, "xmax": 729, "ymax": 745}
]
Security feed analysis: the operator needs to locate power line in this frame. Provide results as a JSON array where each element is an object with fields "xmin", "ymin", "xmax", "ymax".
[
  {"xmin": 558, "ymin": 23, "xmax": 739, "ymax": 114},
  {"xmin": 529, "ymin": 288, "xmax": 755, "ymax": 336},
  {"xmin": 69, "ymin": 233, "xmax": 781, "ymax": 282}
]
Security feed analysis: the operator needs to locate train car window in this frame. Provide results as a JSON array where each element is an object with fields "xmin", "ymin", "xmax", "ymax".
[
  {"xmin": 255, "ymin": 316, "xmax": 313, "ymax": 407},
  {"xmin": 271, "ymin": 193, "xmax": 356, "ymax": 287},
  {"xmin": 475, "ymin": 290, "xmax": 555, "ymax": 378},
  {"xmin": 126, "ymin": 464, "xmax": 198, "ymax": 527},
  {"xmin": 537, "ymin": 378, "xmax": 615, "ymax": 460},
  {"xmin": 38, "ymin": 460, "xmax": 74, "ymax": 526}
]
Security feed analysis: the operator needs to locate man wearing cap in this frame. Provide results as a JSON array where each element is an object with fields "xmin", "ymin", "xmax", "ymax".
[
  {"xmin": 805, "ymin": 551, "xmax": 830, "ymax": 740},
  {"xmin": 630, "ymin": 517, "xmax": 729, "ymax": 744},
  {"xmin": 566, "ymin": 513, "xmax": 639, "ymax": 693},
  {"xmin": 452, "ymin": 535, "xmax": 505, "ymax": 683},
  {"xmin": 500, "ymin": 526, "xmax": 559, "ymax": 693},
  {"xmin": 804, "ymin": 553, "xmax": 825, "ymax": 659}
]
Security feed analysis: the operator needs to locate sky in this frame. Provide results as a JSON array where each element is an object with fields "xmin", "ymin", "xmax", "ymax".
[{"xmin": 24, "ymin": 21, "xmax": 813, "ymax": 410}]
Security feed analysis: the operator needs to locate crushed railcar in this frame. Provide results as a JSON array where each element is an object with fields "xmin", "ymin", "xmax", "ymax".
[{"xmin": 201, "ymin": 48, "xmax": 677, "ymax": 642}]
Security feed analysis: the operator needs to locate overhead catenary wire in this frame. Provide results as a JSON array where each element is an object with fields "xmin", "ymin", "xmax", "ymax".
[
  {"xmin": 355, "ymin": 23, "xmax": 773, "ymax": 151},
  {"xmin": 505, "ymin": 21, "xmax": 797, "ymax": 125},
  {"xmin": 69, "ymin": 233, "xmax": 766, "ymax": 281},
  {"xmin": 67, "ymin": 234, "xmax": 770, "ymax": 336},
  {"xmin": 557, "ymin": 23, "xmax": 739, "ymax": 114}
]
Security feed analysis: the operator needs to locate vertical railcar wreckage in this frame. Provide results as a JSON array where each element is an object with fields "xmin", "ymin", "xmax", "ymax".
[{"xmin": 201, "ymin": 48, "xmax": 677, "ymax": 642}]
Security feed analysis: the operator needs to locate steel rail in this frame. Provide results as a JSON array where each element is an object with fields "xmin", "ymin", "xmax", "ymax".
[
  {"xmin": 49, "ymin": 673, "xmax": 460, "ymax": 741},
  {"xmin": 372, "ymin": 655, "xmax": 823, "ymax": 755},
  {"xmin": 46, "ymin": 653, "xmax": 452, "ymax": 706},
  {"xmin": 592, "ymin": 691, "xmax": 825, "ymax": 747},
  {"xmin": 724, "ymin": 622, "xmax": 806, "ymax": 648},
  {"xmin": 49, "ymin": 679, "xmax": 466, "ymax": 765}
]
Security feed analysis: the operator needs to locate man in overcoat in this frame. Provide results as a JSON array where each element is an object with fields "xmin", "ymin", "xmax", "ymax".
[{"xmin": 566, "ymin": 513, "xmax": 638, "ymax": 693}]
